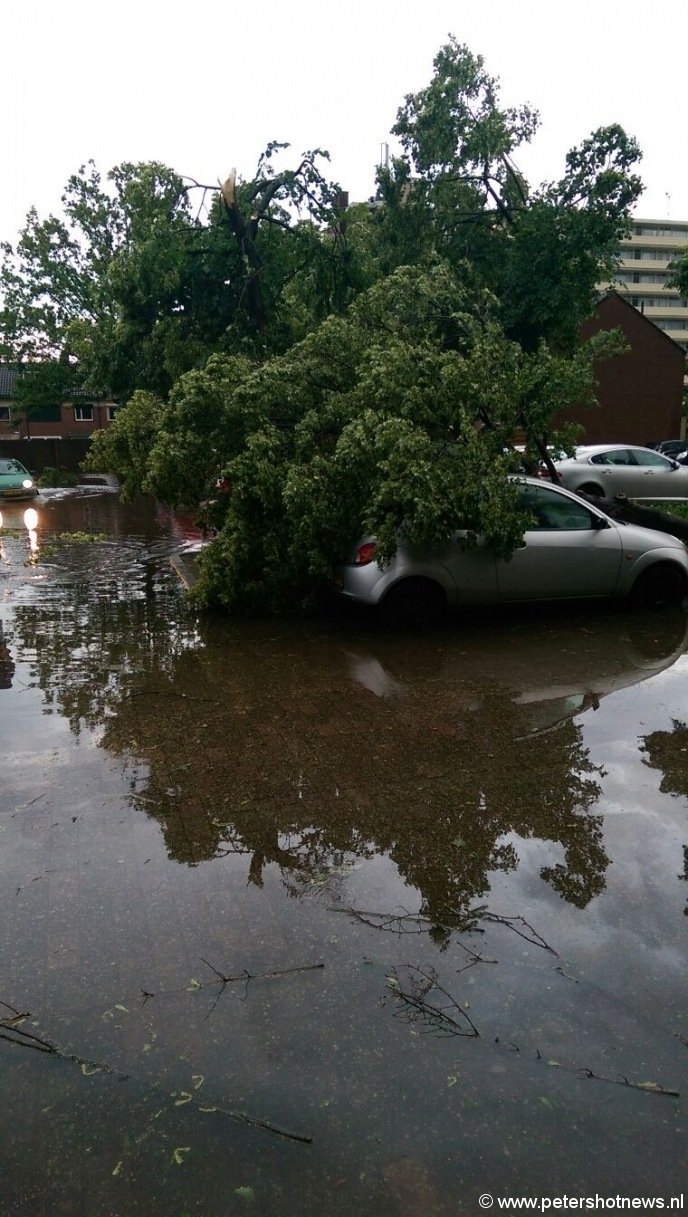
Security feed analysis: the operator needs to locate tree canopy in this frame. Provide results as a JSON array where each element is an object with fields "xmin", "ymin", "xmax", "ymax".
[
  {"xmin": 3, "ymin": 38, "xmax": 645, "ymax": 613},
  {"xmin": 374, "ymin": 39, "xmax": 642, "ymax": 351},
  {"xmin": 87, "ymin": 261, "xmax": 623, "ymax": 610},
  {"xmin": 0, "ymin": 148, "xmax": 351, "ymax": 401}
]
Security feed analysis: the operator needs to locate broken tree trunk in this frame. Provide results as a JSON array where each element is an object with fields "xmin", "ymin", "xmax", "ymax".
[{"xmin": 580, "ymin": 494, "xmax": 688, "ymax": 543}]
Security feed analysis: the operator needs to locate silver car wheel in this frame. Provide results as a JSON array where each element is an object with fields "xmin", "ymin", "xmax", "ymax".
[
  {"xmin": 381, "ymin": 578, "xmax": 447, "ymax": 629},
  {"xmin": 630, "ymin": 564, "xmax": 687, "ymax": 610}
]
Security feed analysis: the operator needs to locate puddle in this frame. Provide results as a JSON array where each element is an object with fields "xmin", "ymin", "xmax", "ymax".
[{"xmin": 0, "ymin": 493, "xmax": 686, "ymax": 1214}]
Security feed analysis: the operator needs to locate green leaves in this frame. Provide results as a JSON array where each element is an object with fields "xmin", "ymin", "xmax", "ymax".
[
  {"xmin": 392, "ymin": 38, "xmax": 539, "ymax": 180},
  {"xmin": 144, "ymin": 260, "xmax": 609, "ymax": 612},
  {"xmin": 83, "ymin": 390, "xmax": 165, "ymax": 501},
  {"xmin": 37, "ymin": 38, "xmax": 645, "ymax": 615}
]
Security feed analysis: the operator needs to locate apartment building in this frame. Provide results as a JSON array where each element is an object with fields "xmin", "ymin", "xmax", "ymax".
[{"xmin": 612, "ymin": 218, "xmax": 688, "ymax": 362}]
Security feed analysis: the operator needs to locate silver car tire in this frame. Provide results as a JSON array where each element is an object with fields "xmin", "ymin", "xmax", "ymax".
[
  {"xmin": 630, "ymin": 564, "xmax": 687, "ymax": 610},
  {"xmin": 381, "ymin": 578, "xmax": 447, "ymax": 629}
]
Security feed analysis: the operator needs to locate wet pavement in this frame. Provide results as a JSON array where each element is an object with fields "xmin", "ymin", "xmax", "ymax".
[{"xmin": 0, "ymin": 488, "xmax": 686, "ymax": 1215}]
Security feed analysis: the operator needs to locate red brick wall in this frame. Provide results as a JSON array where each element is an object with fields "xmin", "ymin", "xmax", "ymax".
[
  {"xmin": 554, "ymin": 294, "xmax": 685, "ymax": 445},
  {"xmin": 0, "ymin": 401, "xmax": 117, "ymax": 440}
]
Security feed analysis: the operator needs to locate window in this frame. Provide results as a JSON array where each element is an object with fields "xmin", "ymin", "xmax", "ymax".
[
  {"xmin": 629, "ymin": 449, "xmax": 672, "ymax": 468},
  {"xmin": 639, "ymin": 248, "xmax": 676, "ymax": 262},
  {"xmin": 107, "ymin": 406, "xmax": 118, "ymax": 421},
  {"xmin": 73, "ymin": 404, "xmax": 94, "ymax": 422},
  {"xmin": 591, "ymin": 449, "xmax": 634, "ymax": 466},
  {"xmin": 517, "ymin": 486, "xmax": 595, "ymax": 531},
  {"xmin": 636, "ymin": 225, "xmax": 688, "ymax": 239},
  {"xmin": 0, "ymin": 406, "xmax": 11, "ymax": 422},
  {"xmin": 628, "ymin": 295, "xmax": 684, "ymax": 310}
]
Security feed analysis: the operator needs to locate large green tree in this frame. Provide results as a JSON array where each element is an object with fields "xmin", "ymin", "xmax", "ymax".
[
  {"xmin": 8, "ymin": 359, "xmax": 73, "ymax": 435},
  {"xmin": 0, "ymin": 148, "xmax": 351, "ymax": 401},
  {"xmin": 0, "ymin": 160, "xmax": 200, "ymax": 397},
  {"xmin": 373, "ymin": 38, "xmax": 643, "ymax": 351},
  {"xmin": 86, "ymin": 261, "xmax": 622, "ymax": 611},
  {"xmin": 15, "ymin": 37, "xmax": 645, "ymax": 613}
]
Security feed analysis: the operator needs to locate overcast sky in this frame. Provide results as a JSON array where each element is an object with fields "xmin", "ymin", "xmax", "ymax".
[{"xmin": 3, "ymin": 0, "xmax": 687, "ymax": 245}]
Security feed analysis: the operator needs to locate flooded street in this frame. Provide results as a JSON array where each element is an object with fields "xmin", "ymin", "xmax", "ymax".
[{"xmin": 0, "ymin": 488, "xmax": 686, "ymax": 1215}]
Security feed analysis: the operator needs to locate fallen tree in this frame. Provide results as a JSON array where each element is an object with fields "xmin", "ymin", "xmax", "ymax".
[{"xmin": 579, "ymin": 493, "xmax": 688, "ymax": 543}]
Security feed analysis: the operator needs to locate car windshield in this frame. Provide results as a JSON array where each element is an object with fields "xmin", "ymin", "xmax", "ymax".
[{"xmin": 0, "ymin": 460, "xmax": 25, "ymax": 475}]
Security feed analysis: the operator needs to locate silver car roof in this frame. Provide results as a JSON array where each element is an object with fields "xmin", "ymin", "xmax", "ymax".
[{"xmin": 573, "ymin": 444, "xmax": 661, "ymax": 456}]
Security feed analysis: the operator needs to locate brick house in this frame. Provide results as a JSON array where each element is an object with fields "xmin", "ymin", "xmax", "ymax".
[
  {"xmin": 0, "ymin": 365, "xmax": 119, "ymax": 440},
  {"xmin": 553, "ymin": 292, "xmax": 685, "ymax": 445}
]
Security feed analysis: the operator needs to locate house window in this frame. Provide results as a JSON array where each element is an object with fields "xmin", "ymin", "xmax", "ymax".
[
  {"xmin": 107, "ymin": 406, "xmax": 118, "ymax": 421},
  {"xmin": 0, "ymin": 406, "xmax": 11, "ymax": 422},
  {"xmin": 74, "ymin": 404, "xmax": 94, "ymax": 422}
]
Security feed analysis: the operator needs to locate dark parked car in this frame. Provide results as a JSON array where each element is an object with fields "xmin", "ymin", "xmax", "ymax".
[{"xmin": 655, "ymin": 440, "xmax": 688, "ymax": 458}]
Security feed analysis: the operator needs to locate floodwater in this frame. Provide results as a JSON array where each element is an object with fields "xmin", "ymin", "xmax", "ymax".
[{"xmin": 0, "ymin": 489, "xmax": 686, "ymax": 1216}]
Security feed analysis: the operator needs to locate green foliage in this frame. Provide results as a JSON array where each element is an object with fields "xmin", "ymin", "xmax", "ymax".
[
  {"xmin": 374, "ymin": 41, "xmax": 642, "ymax": 353},
  {"xmin": 83, "ymin": 390, "xmax": 165, "ymax": 500},
  {"xmin": 144, "ymin": 354, "xmax": 258, "ymax": 506},
  {"xmin": 6, "ymin": 37, "xmax": 647, "ymax": 614},
  {"xmin": 11, "ymin": 360, "xmax": 72, "ymax": 418},
  {"xmin": 38, "ymin": 466, "xmax": 79, "ymax": 488},
  {"xmin": 1, "ymin": 151, "xmax": 352, "ymax": 402},
  {"xmin": 498, "ymin": 125, "xmax": 642, "ymax": 350},
  {"xmin": 120, "ymin": 262, "xmax": 616, "ymax": 612},
  {"xmin": 647, "ymin": 500, "xmax": 688, "ymax": 521},
  {"xmin": 393, "ymin": 38, "xmax": 537, "ymax": 189},
  {"xmin": 0, "ymin": 161, "xmax": 195, "ymax": 396}
]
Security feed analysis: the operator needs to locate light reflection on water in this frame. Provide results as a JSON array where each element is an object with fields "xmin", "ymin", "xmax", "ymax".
[{"xmin": 0, "ymin": 490, "xmax": 686, "ymax": 1215}]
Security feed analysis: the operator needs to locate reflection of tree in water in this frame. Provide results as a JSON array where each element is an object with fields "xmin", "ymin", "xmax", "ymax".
[
  {"xmin": 641, "ymin": 718, "xmax": 688, "ymax": 912},
  {"xmin": 98, "ymin": 637, "xmax": 608, "ymax": 926},
  {"xmin": 642, "ymin": 718, "xmax": 688, "ymax": 800},
  {"xmin": 0, "ymin": 619, "xmax": 15, "ymax": 689},
  {"xmin": 9, "ymin": 559, "xmax": 201, "ymax": 735},
  {"xmin": 11, "ymin": 563, "xmax": 609, "ymax": 927}
]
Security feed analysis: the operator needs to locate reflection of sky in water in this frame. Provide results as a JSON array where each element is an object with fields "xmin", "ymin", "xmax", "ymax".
[
  {"xmin": 344, "ymin": 651, "xmax": 406, "ymax": 701},
  {"xmin": 665, "ymin": 652, "xmax": 688, "ymax": 674}
]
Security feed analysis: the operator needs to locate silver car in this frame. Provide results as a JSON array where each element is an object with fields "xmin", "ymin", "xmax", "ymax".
[
  {"xmin": 552, "ymin": 444, "xmax": 688, "ymax": 500},
  {"xmin": 336, "ymin": 479, "xmax": 688, "ymax": 626}
]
